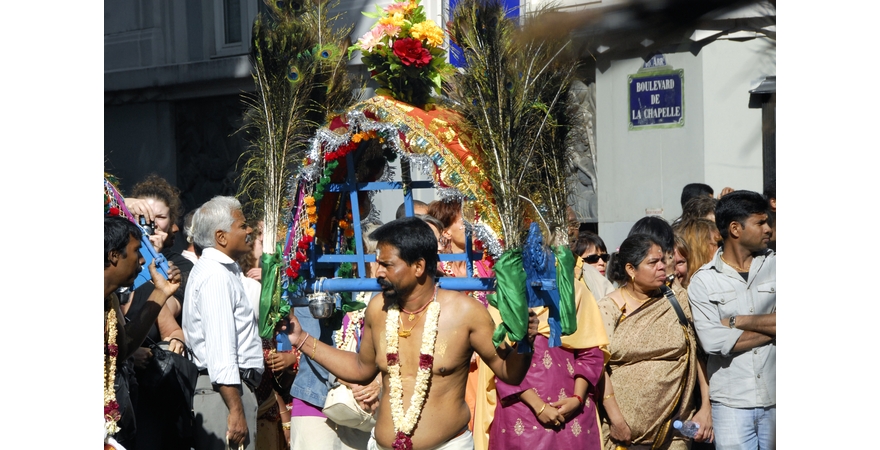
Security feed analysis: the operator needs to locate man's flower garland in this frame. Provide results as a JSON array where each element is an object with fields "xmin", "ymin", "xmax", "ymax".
[
  {"xmin": 334, "ymin": 295, "xmax": 368, "ymax": 350},
  {"xmin": 385, "ymin": 287, "xmax": 440, "ymax": 450},
  {"xmin": 104, "ymin": 308, "xmax": 121, "ymax": 436}
]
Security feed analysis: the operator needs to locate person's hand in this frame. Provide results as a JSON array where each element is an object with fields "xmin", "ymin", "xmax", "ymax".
[
  {"xmin": 164, "ymin": 337, "xmax": 185, "ymax": 355},
  {"xmin": 151, "ymin": 261, "xmax": 181, "ymax": 298},
  {"xmin": 283, "ymin": 427, "xmax": 291, "ymax": 448},
  {"xmin": 550, "ymin": 396, "xmax": 582, "ymax": 422},
  {"xmin": 246, "ymin": 267, "xmax": 262, "ymax": 282},
  {"xmin": 718, "ymin": 187, "xmax": 734, "ymax": 198},
  {"xmin": 352, "ymin": 379, "xmax": 381, "ymax": 410},
  {"xmin": 132, "ymin": 347, "xmax": 153, "ymax": 370},
  {"xmin": 691, "ymin": 406, "xmax": 714, "ymax": 443},
  {"xmin": 526, "ymin": 310, "xmax": 539, "ymax": 344},
  {"xmin": 609, "ymin": 417, "xmax": 632, "ymax": 446},
  {"xmin": 534, "ymin": 402, "xmax": 564, "ymax": 428},
  {"xmin": 282, "ymin": 313, "xmax": 305, "ymax": 347},
  {"xmin": 124, "ymin": 197, "xmax": 154, "ymax": 223},
  {"xmin": 226, "ymin": 409, "xmax": 248, "ymax": 446},
  {"xmin": 267, "ymin": 350, "xmax": 298, "ymax": 373},
  {"xmin": 148, "ymin": 228, "xmax": 168, "ymax": 253}
]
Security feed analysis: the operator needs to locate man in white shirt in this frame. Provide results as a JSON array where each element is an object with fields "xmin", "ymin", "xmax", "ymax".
[{"xmin": 183, "ymin": 196, "xmax": 264, "ymax": 449}]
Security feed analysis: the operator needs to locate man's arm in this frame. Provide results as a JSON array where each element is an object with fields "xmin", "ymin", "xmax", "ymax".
[
  {"xmin": 122, "ymin": 261, "xmax": 180, "ymax": 360},
  {"xmin": 284, "ymin": 299, "xmax": 381, "ymax": 385},
  {"xmin": 722, "ymin": 313, "xmax": 775, "ymax": 337},
  {"xmin": 218, "ymin": 385, "xmax": 247, "ymax": 445},
  {"xmin": 470, "ymin": 304, "xmax": 538, "ymax": 386}
]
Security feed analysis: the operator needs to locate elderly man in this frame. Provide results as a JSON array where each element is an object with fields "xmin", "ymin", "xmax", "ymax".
[
  {"xmin": 285, "ymin": 217, "xmax": 538, "ymax": 450},
  {"xmin": 183, "ymin": 196, "xmax": 263, "ymax": 449},
  {"xmin": 104, "ymin": 216, "xmax": 181, "ymax": 447},
  {"xmin": 688, "ymin": 191, "xmax": 776, "ymax": 450}
]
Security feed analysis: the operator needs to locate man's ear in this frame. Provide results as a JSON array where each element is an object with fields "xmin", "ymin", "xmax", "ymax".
[
  {"xmin": 728, "ymin": 221, "xmax": 742, "ymax": 239},
  {"xmin": 215, "ymin": 229, "xmax": 227, "ymax": 248},
  {"xmin": 413, "ymin": 258, "xmax": 426, "ymax": 277},
  {"xmin": 108, "ymin": 250, "xmax": 121, "ymax": 266}
]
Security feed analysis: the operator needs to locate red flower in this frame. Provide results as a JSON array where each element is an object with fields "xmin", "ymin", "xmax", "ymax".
[
  {"xmin": 393, "ymin": 38, "xmax": 432, "ymax": 68},
  {"xmin": 386, "ymin": 352, "xmax": 399, "ymax": 366},
  {"xmin": 107, "ymin": 344, "xmax": 118, "ymax": 357},
  {"xmin": 393, "ymin": 432, "xmax": 413, "ymax": 450},
  {"xmin": 296, "ymin": 251, "xmax": 307, "ymax": 262},
  {"xmin": 289, "ymin": 261, "xmax": 301, "ymax": 272},
  {"xmin": 418, "ymin": 353, "xmax": 434, "ymax": 370},
  {"xmin": 286, "ymin": 267, "xmax": 298, "ymax": 278},
  {"xmin": 109, "ymin": 207, "xmax": 120, "ymax": 216}
]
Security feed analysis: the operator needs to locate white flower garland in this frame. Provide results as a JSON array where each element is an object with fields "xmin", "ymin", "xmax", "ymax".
[
  {"xmin": 385, "ymin": 290, "xmax": 440, "ymax": 449},
  {"xmin": 104, "ymin": 308, "xmax": 121, "ymax": 437},
  {"xmin": 334, "ymin": 293, "xmax": 370, "ymax": 350}
]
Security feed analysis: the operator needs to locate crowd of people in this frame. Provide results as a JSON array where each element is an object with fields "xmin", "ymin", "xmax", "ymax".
[{"xmin": 104, "ymin": 175, "xmax": 775, "ymax": 450}]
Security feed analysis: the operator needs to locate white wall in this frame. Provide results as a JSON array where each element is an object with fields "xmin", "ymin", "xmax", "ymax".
[{"xmin": 594, "ymin": 37, "xmax": 774, "ymax": 252}]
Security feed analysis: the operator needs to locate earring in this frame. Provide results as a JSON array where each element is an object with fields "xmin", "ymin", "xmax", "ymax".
[{"xmin": 631, "ymin": 275, "xmax": 635, "ymax": 283}]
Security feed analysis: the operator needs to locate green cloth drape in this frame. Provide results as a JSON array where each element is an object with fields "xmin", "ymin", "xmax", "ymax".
[
  {"xmin": 554, "ymin": 245, "xmax": 578, "ymax": 336},
  {"xmin": 258, "ymin": 244, "xmax": 291, "ymax": 339},
  {"xmin": 487, "ymin": 249, "xmax": 529, "ymax": 347}
]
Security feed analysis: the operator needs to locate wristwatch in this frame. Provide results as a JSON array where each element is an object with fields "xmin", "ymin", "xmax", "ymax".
[{"xmin": 728, "ymin": 316, "xmax": 737, "ymax": 329}]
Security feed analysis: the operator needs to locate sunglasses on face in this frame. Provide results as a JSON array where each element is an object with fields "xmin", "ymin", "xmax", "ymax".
[{"xmin": 584, "ymin": 253, "xmax": 610, "ymax": 264}]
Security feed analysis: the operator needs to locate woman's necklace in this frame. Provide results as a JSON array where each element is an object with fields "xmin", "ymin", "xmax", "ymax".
[{"xmin": 622, "ymin": 285, "xmax": 650, "ymax": 312}]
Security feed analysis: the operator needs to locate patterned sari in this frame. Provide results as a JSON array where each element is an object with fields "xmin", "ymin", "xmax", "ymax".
[{"xmin": 597, "ymin": 288, "xmax": 698, "ymax": 450}]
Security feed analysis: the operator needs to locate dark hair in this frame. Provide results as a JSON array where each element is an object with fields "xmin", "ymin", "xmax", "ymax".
[
  {"xmin": 681, "ymin": 183, "xmax": 714, "ymax": 208},
  {"xmin": 628, "ymin": 216, "xmax": 674, "ymax": 253},
  {"xmin": 607, "ymin": 234, "xmax": 662, "ymax": 284},
  {"xmin": 369, "ymin": 216, "xmax": 439, "ymax": 277},
  {"xmin": 396, "ymin": 200, "xmax": 429, "ymax": 219},
  {"xmin": 572, "ymin": 230, "xmax": 607, "ymax": 256},
  {"xmin": 680, "ymin": 195, "xmax": 717, "ymax": 222},
  {"xmin": 131, "ymin": 174, "xmax": 182, "ymax": 226},
  {"xmin": 763, "ymin": 178, "xmax": 775, "ymax": 201},
  {"xmin": 427, "ymin": 199, "xmax": 461, "ymax": 229},
  {"xmin": 105, "ymin": 216, "xmax": 142, "ymax": 268},
  {"xmin": 715, "ymin": 190, "xmax": 770, "ymax": 240}
]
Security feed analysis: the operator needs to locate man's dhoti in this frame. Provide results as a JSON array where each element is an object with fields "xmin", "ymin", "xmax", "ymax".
[{"xmin": 367, "ymin": 429, "xmax": 474, "ymax": 450}]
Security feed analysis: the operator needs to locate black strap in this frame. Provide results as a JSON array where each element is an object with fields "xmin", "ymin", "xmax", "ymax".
[{"xmin": 660, "ymin": 285, "xmax": 688, "ymax": 328}]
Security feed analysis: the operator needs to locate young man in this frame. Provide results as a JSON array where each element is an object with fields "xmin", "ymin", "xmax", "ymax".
[
  {"xmin": 183, "ymin": 196, "xmax": 263, "ymax": 449},
  {"xmin": 104, "ymin": 216, "xmax": 181, "ymax": 447},
  {"xmin": 285, "ymin": 217, "xmax": 539, "ymax": 450},
  {"xmin": 687, "ymin": 191, "xmax": 776, "ymax": 450}
]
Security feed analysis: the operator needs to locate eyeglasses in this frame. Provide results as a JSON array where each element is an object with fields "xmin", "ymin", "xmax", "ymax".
[{"xmin": 584, "ymin": 253, "xmax": 610, "ymax": 264}]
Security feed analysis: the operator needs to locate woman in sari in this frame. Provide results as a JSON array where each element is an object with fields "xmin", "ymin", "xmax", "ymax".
[
  {"xmin": 484, "ymin": 277, "xmax": 609, "ymax": 450},
  {"xmin": 598, "ymin": 234, "xmax": 713, "ymax": 449}
]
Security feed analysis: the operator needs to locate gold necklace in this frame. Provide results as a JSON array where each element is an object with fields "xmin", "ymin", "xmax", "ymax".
[
  {"xmin": 720, "ymin": 252, "xmax": 750, "ymax": 272},
  {"xmin": 398, "ymin": 287, "xmax": 437, "ymax": 337}
]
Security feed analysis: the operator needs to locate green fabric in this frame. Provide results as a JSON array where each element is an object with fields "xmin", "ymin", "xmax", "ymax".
[
  {"xmin": 554, "ymin": 245, "xmax": 578, "ymax": 336},
  {"xmin": 258, "ymin": 244, "xmax": 291, "ymax": 339},
  {"xmin": 488, "ymin": 249, "xmax": 529, "ymax": 347}
]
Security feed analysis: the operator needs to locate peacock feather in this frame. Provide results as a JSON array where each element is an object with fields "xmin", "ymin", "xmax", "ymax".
[
  {"xmin": 448, "ymin": 0, "xmax": 578, "ymax": 249},
  {"xmin": 237, "ymin": 0, "xmax": 364, "ymax": 254}
]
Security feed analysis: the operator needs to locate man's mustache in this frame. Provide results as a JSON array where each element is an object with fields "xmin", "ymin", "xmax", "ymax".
[{"xmin": 377, "ymin": 278, "xmax": 393, "ymax": 289}]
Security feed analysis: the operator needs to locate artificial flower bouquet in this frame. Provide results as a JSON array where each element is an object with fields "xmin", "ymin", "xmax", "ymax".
[{"xmin": 349, "ymin": 0, "xmax": 455, "ymax": 106}]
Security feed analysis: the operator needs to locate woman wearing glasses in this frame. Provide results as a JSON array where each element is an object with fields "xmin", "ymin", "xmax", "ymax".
[{"xmin": 574, "ymin": 231, "xmax": 610, "ymax": 277}]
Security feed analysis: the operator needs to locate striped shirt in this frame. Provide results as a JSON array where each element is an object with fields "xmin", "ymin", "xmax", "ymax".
[{"xmin": 183, "ymin": 247, "xmax": 263, "ymax": 385}]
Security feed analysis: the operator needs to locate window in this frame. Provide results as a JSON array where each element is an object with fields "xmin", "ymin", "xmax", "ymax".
[{"xmin": 214, "ymin": 0, "xmax": 257, "ymax": 57}]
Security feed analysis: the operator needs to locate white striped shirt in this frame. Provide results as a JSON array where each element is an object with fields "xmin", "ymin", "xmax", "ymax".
[{"xmin": 183, "ymin": 247, "xmax": 264, "ymax": 385}]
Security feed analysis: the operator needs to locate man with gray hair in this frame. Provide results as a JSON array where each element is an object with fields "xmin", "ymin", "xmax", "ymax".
[{"xmin": 183, "ymin": 196, "xmax": 263, "ymax": 449}]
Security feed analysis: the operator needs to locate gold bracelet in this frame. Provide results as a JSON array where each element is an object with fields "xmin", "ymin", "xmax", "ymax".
[
  {"xmin": 311, "ymin": 335, "xmax": 318, "ymax": 360},
  {"xmin": 537, "ymin": 403, "xmax": 547, "ymax": 416},
  {"xmin": 281, "ymin": 422, "xmax": 291, "ymax": 430},
  {"xmin": 603, "ymin": 392, "xmax": 615, "ymax": 401}
]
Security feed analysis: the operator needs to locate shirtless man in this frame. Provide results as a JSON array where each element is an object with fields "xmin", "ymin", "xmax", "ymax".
[{"xmin": 285, "ymin": 217, "xmax": 538, "ymax": 449}]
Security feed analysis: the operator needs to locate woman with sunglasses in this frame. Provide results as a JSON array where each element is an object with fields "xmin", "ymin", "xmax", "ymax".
[{"xmin": 574, "ymin": 231, "xmax": 610, "ymax": 276}]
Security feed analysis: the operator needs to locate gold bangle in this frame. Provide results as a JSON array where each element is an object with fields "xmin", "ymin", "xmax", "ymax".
[
  {"xmin": 603, "ymin": 392, "xmax": 615, "ymax": 401},
  {"xmin": 281, "ymin": 422, "xmax": 291, "ymax": 430},
  {"xmin": 311, "ymin": 335, "xmax": 318, "ymax": 360},
  {"xmin": 537, "ymin": 403, "xmax": 547, "ymax": 416}
]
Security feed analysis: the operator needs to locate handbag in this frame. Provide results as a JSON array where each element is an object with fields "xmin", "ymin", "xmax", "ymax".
[
  {"xmin": 141, "ymin": 337, "xmax": 199, "ymax": 414},
  {"xmin": 322, "ymin": 309, "xmax": 377, "ymax": 432},
  {"xmin": 322, "ymin": 382, "xmax": 377, "ymax": 431}
]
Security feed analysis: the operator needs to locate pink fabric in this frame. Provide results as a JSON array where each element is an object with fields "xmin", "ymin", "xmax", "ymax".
[
  {"xmin": 291, "ymin": 398, "xmax": 326, "ymax": 418},
  {"xmin": 489, "ymin": 339, "xmax": 605, "ymax": 450}
]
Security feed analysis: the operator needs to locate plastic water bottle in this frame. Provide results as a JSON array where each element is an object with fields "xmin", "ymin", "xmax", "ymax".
[{"xmin": 673, "ymin": 420, "xmax": 699, "ymax": 438}]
